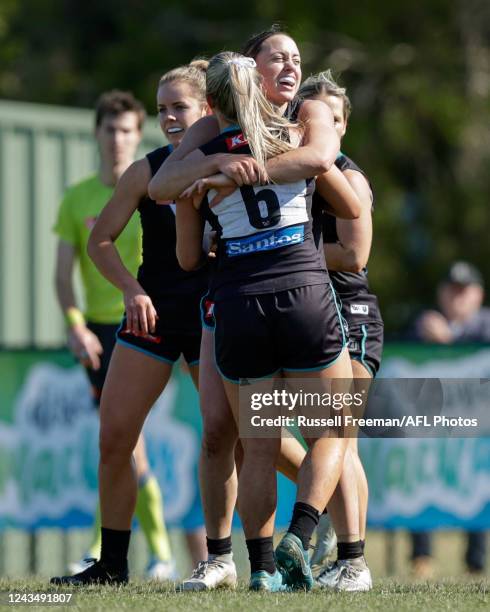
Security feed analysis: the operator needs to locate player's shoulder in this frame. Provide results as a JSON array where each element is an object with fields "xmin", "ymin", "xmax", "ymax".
[
  {"xmin": 335, "ymin": 153, "xmax": 363, "ymax": 174},
  {"xmin": 200, "ymin": 128, "xmax": 247, "ymax": 156},
  {"xmin": 146, "ymin": 145, "xmax": 172, "ymax": 174},
  {"xmin": 296, "ymin": 97, "xmax": 330, "ymax": 119},
  {"xmin": 336, "ymin": 153, "xmax": 373, "ymax": 203}
]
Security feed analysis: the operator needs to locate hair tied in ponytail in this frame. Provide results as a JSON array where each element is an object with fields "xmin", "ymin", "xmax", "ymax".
[{"xmin": 226, "ymin": 57, "xmax": 256, "ymax": 69}]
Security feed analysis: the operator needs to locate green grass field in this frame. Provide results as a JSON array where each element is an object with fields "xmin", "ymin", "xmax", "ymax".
[
  {"xmin": 0, "ymin": 530, "xmax": 488, "ymax": 611},
  {"xmin": 0, "ymin": 579, "xmax": 488, "ymax": 612}
]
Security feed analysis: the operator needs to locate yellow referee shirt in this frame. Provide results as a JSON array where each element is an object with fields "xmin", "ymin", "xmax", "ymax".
[{"xmin": 54, "ymin": 175, "xmax": 142, "ymax": 324}]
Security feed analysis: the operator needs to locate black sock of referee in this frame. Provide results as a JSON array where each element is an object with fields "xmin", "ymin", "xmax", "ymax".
[
  {"xmin": 246, "ymin": 537, "xmax": 276, "ymax": 575},
  {"xmin": 337, "ymin": 540, "xmax": 364, "ymax": 561},
  {"xmin": 360, "ymin": 539, "xmax": 366, "ymax": 554},
  {"xmin": 288, "ymin": 502, "xmax": 320, "ymax": 551},
  {"xmin": 100, "ymin": 527, "xmax": 130, "ymax": 571},
  {"xmin": 207, "ymin": 536, "xmax": 233, "ymax": 561}
]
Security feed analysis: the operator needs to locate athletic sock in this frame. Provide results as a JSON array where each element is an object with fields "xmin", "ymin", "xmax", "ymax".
[
  {"xmin": 246, "ymin": 537, "xmax": 276, "ymax": 575},
  {"xmin": 207, "ymin": 536, "xmax": 233, "ymax": 561},
  {"xmin": 87, "ymin": 503, "xmax": 102, "ymax": 559},
  {"xmin": 100, "ymin": 527, "xmax": 131, "ymax": 570},
  {"xmin": 135, "ymin": 473, "xmax": 172, "ymax": 562},
  {"xmin": 337, "ymin": 540, "xmax": 364, "ymax": 561},
  {"xmin": 360, "ymin": 539, "xmax": 365, "ymax": 554},
  {"xmin": 288, "ymin": 502, "xmax": 320, "ymax": 551}
]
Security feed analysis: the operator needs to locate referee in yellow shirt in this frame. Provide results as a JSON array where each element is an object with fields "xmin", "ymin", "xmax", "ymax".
[{"xmin": 54, "ymin": 90, "xmax": 175, "ymax": 579}]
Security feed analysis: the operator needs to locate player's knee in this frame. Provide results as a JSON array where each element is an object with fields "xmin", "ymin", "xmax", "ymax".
[{"xmin": 99, "ymin": 423, "xmax": 134, "ymax": 466}]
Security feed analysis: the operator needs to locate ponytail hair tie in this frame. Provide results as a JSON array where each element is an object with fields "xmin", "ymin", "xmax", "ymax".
[{"xmin": 227, "ymin": 56, "xmax": 256, "ymax": 69}]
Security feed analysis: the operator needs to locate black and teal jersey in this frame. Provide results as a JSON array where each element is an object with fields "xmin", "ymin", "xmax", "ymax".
[
  {"xmin": 136, "ymin": 145, "xmax": 208, "ymax": 298},
  {"xmin": 198, "ymin": 127, "xmax": 329, "ymax": 300}
]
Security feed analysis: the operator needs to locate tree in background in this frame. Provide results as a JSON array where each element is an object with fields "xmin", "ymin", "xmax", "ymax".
[{"xmin": 1, "ymin": 0, "xmax": 489, "ymax": 333}]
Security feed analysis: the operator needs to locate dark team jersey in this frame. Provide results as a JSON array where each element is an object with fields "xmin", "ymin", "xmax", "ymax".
[
  {"xmin": 136, "ymin": 145, "xmax": 208, "ymax": 298},
  {"xmin": 315, "ymin": 153, "xmax": 374, "ymax": 299},
  {"xmin": 198, "ymin": 127, "xmax": 329, "ymax": 300}
]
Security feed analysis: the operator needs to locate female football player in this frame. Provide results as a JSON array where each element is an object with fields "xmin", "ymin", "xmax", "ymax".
[
  {"xmin": 52, "ymin": 60, "xmax": 210, "ymax": 585},
  {"xmin": 175, "ymin": 51, "xmax": 354, "ymax": 592}
]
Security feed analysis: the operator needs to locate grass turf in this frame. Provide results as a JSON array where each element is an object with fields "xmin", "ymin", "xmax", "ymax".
[{"xmin": 0, "ymin": 579, "xmax": 488, "ymax": 612}]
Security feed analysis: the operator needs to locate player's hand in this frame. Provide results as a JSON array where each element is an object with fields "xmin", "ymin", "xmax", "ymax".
[
  {"xmin": 68, "ymin": 325, "xmax": 103, "ymax": 370},
  {"xmin": 217, "ymin": 154, "xmax": 267, "ymax": 186},
  {"xmin": 417, "ymin": 311, "xmax": 452, "ymax": 344},
  {"xmin": 180, "ymin": 174, "xmax": 237, "ymax": 209},
  {"xmin": 180, "ymin": 178, "xmax": 212, "ymax": 209},
  {"xmin": 123, "ymin": 283, "xmax": 158, "ymax": 336}
]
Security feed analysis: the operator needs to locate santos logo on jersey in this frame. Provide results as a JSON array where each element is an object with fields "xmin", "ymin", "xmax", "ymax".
[{"xmin": 226, "ymin": 225, "xmax": 304, "ymax": 257}]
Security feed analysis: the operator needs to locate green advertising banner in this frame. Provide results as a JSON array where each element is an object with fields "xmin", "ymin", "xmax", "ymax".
[
  {"xmin": 0, "ymin": 344, "xmax": 489, "ymax": 530},
  {"xmin": 0, "ymin": 350, "xmax": 204, "ymax": 530},
  {"xmin": 362, "ymin": 342, "xmax": 490, "ymax": 529}
]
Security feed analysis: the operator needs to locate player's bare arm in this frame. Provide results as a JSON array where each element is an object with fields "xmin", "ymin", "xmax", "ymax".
[
  {"xmin": 88, "ymin": 158, "xmax": 157, "ymax": 335},
  {"xmin": 266, "ymin": 99, "xmax": 340, "ymax": 182},
  {"xmin": 324, "ymin": 170, "xmax": 373, "ymax": 272}
]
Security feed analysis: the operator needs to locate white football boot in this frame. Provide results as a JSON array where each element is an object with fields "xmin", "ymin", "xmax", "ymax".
[
  {"xmin": 316, "ymin": 560, "xmax": 341, "ymax": 589},
  {"xmin": 317, "ymin": 557, "xmax": 372, "ymax": 592},
  {"xmin": 310, "ymin": 513, "xmax": 337, "ymax": 569},
  {"xmin": 180, "ymin": 558, "xmax": 238, "ymax": 591}
]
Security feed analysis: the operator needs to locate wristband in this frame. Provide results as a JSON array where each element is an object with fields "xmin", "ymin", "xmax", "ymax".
[{"xmin": 65, "ymin": 307, "xmax": 85, "ymax": 328}]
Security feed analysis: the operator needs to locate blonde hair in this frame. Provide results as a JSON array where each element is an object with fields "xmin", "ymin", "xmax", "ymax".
[
  {"xmin": 159, "ymin": 59, "xmax": 208, "ymax": 105},
  {"xmin": 206, "ymin": 51, "xmax": 295, "ymax": 175},
  {"xmin": 299, "ymin": 70, "xmax": 352, "ymax": 120}
]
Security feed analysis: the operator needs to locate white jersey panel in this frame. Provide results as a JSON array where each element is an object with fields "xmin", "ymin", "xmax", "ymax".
[{"xmin": 209, "ymin": 180, "xmax": 310, "ymax": 239}]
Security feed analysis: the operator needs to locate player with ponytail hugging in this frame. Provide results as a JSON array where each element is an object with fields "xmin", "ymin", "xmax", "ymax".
[
  {"xmin": 51, "ymin": 61, "xmax": 210, "ymax": 586},
  {"xmin": 175, "ymin": 51, "xmax": 355, "ymax": 592}
]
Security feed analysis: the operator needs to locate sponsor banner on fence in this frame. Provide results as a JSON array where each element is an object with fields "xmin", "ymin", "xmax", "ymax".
[
  {"xmin": 0, "ymin": 345, "xmax": 489, "ymax": 530},
  {"xmin": 361, "ymin": 437, "xmax": 490, "ymax": 529},
  {"xmin": 0, "ymin": 351, "xmax": 204, "ymax": 530},
  {"xmin": 363, "ymin": 343, "xmax": 490, "ymax": 529}
]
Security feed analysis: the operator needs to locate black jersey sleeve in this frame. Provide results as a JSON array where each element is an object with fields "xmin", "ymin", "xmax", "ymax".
[
  {"xmin": 335, "ymin": 153, "xmax": 364, "ymax": 174},
  {"xmin": 335, "ymin": 153, "xmax": 374, "ymax": 207},
  {"xmin": 199, "ymin": 136, "xmax": 225, "ymax": 156},
  {"xmin": 199, "ymin": 130, "xmax": 249, "ymax": 157},
  {"xmin": 145, "ymin": 145, "xmax": 172, "ymax": 177}
]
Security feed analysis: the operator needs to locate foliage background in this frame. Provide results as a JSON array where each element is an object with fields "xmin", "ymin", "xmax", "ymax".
[{"xmin": 1, "ymin": 0, "xmax": 489, "ymax": 333}]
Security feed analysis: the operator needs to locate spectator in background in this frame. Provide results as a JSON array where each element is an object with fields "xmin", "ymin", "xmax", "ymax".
[
  {"xmin": 53, "ymin": 90, "xmax": 177, "ymax": 579},
  {"xmin": 415, "ymin": 261, "xmax": 490, "ymax": 345},
  {"xmin": 411, "ymin": 260, "xmax": 489, "ymax": 577}
]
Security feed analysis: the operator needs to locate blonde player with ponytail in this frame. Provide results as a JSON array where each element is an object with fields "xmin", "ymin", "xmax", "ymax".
[{"xmin": 175, "ymin": 51, "xmax": 354, "ymax": 592}]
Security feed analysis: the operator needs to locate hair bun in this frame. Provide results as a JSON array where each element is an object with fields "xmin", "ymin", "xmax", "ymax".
[{"xmin": 190, "ymin": 58, "xmax": 209, "ymax": 73}]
